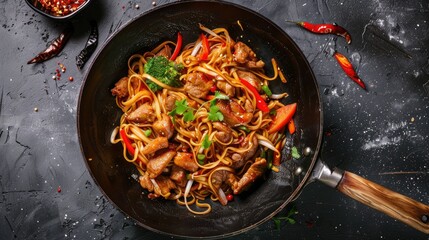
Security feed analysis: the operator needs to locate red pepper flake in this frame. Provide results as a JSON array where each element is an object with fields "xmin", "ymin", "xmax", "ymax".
[
  {"xmin": 37, "ymin": 0, "xmax": 86, "ymax": 17},
  {"xmin": 333, "ymin": 51, "xmax": 366, "ymax": 90},
  {"xmin": 57, "ymin": 186, "xmax": 62, "ymax": 193},
  {"xmin": 68, "ymin": 76, "xmax": 74, "ymax": 81},
  {"xmin": 226, "ymin": 194, "xmax": 234, "ymax": 202}
]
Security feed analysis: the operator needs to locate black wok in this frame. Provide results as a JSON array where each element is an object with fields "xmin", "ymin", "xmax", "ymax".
[{"xmin": 77, "ymin": 1, "xmax": 429, "ymax": 238}]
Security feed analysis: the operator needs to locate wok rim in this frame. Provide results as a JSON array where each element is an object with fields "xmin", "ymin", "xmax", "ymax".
[{"xmin": 76, "ymin": 0, "xmax": 324, "ymax": 238}]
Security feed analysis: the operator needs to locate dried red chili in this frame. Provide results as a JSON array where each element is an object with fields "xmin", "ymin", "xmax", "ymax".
[
  {"xmin": 333, "ymin": 52, "xmax": 366, "ymax": 90},
  {"xmin": 37, "ymin": 0, "xmax": 86, "ymax": 16},
  {"xmin": 293, "ymin": 21, "xmax": 352, "ymax": 44},
  {"xmin": 27, "ymin": 24, "xmax": 74, "ymax": 64},
  {"xmin": 76, "ymin": 20, "xmax": 98, "ymax": 69}
]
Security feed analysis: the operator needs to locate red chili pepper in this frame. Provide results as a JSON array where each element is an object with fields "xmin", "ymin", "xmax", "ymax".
[
  {"xmin": 170, "ymin": 32, "xmax": 182, "ymax": 61},
  {"xmin": 210, "ymin": 84, "xmax": 217, "ymax": 93},
  {"xmin": 28, "ymin": 24, "xmax": 74, "ymax": 64},
  {"xmin": 294, "ymin": 21, "xmax": 352, "ymax": 44},
  {"xmin": 200, "ymin": 33, "xmax": 210, "ymax": 61},
  {"xmin": 240, "ymin": 78, "xmax": 269, "ymax": 113},
  {"xmin": 120, "ymin": 129, "xmax": 135, "ymax": 156},
  {"xmin": 333, "ymin": 52, "xmax": 366, "ymax": 90}
]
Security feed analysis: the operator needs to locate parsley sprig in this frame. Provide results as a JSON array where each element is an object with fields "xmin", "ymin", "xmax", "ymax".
[
  {"xmin": 272, "ymin": 205, "xmax": 298, "ymax": 229},
  {"xmin": 169, "ymin": 91, "xmax": 229, "ymax": 123}
]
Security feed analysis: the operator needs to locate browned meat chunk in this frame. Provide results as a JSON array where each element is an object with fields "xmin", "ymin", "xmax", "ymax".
[
  {"xmin": 230, "ymin": 135, "xmax": 258, "ymax": 169},
  {"xmin": 233, "ymin": 158, "xmax": 267, "ymax": 194},
  {"xmin": 126, "ymin": 103, "xmax": 156, "ymax": 123},
  {"xmin": 170, "ymin": 165, "xmax": 187, "ymax": 187},
  {"xmin": 156, "ymin": 45, "xmax": 172, "ymax": 59},
  {"xmin": 154, "ymin": 175, "xmax": 177, "ymax": 197},
  {"xmin": 213, "ymin": 122, "xmax": 233, "ymax": 143},
  {"xmin": 141, "ymin": 137, "xmax": 169, "ymax": 155},
  {"xmin": 216, "ymin": 100, "xmax": 253, "ymax": 127},
  {"xmin": 233, "ymin": 42, "xmax": 265, "ymax": 69},
  {"xmin": 237, "ymin": 70, "xmax": 262, "ymax": 92},
  {"xmin": 111, "ymin": 77, "xmax": 129, "ymax": 98},
  {"xmin": 173, "ymin": 152, "xmax": 199, "ymax": 172},
  {"xmin": 153, "ymin": 113, "xmax": 174, "ymax": 139},
  {"xmin": 183, "ymin": 72, "xmax": 213, "ymax": 98},
  {"xmin": 165, "ymin": 95, "xmax": 178, "ymax": 112},
  {"xmin": 216, "ymin": 80, "xmax": 235, "ymax": 97},
  {"xmin": 147, "ymin": 150, "xmax": 176, "ymax": 178},
  {"xmin": 211, "ymin": 170, "xmax": 237, "ymax": 205},
  {"xmin": 139, "ymin": 173, "xmax": 154, "ymax": 192}
]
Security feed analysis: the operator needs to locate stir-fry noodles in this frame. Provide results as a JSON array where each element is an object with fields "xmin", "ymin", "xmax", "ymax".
[{"xmin": 110, "ymin": 24, "xmax": 296, "ymax": 214}]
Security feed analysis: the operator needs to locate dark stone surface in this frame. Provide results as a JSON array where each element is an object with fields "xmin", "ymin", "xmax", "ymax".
[{"xmin": 1, "ymin": 0, "xmax": 428, "ymax": 239}]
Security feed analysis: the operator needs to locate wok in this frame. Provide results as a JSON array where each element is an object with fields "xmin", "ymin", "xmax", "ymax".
[{"xmin": 77, "ymin": 1, "xmax": 429, "ymax": 238}]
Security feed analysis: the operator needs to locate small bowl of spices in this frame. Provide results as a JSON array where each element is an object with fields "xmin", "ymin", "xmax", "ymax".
[{"xmin": 25, "ymin": 0, "xmax": 92, "ymax": 20}]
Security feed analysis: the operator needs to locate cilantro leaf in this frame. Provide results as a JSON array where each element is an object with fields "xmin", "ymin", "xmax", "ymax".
[
  {"xmin": 202, "ymin": 135, "xmax": 212, "ymax": 149},
  {"xmin": 291, "ymin": 147, "xmax": 301, "ymax": 159},
  {"xmin": 183, "ymin": 109, "xmax": 195, "ymax": 122},
  {"xmin": 174, "ymin": 99, "xmax": 188, "ymax": 115},
  {"xmin": 214, "ymin": 91, "xmax": 229, "ymax": 100},
  {"xmin": 207, "ymin": 105, "xmax": 224, "ymax": 121}
]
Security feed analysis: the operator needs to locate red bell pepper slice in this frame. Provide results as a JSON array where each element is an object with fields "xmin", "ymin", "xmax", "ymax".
[
  {"xmin": 200, "ymin": 33, "xmax": 210, "ymax": 61},
  {"xmin": 240, "ymin": 78, "xmax": 269, "ymax": 113},
  {"xmin": 120, "ymin": 129, "xmax": 135, "ymax": 156},
  {"xmin": 268, "ymin": 103, "xmax": 297, "ymax": 134},
  {"xmin": 170, "ymin": 32, "xmax": 182, "ymax": 61},
  {"xmin": 288, "ymin": 119, "xmax": 296, "ymax": 134}
]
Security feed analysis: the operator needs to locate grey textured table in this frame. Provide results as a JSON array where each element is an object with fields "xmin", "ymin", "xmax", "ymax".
[{"xmin": 1, "ymin": 0, "xmax": 428, "ymax": 239}]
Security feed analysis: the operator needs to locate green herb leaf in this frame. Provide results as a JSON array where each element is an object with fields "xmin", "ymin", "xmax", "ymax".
[
  {"xmin": 238, "ymin": 125, "xmax": 250, "ymax": 133},
  {"xmin": 183, "ymin": 109, "xmax": 195, "ymax": 122},
  {"xmin": 208, "ymin": 105, "xmax": 224, "ymax": 121},
  {"xmin": 174, "ymin": 99, "xmax": 189, "ymax": 115},
  {"xmin": 144, "ymin": 56, "xmax": 183, "ymax": 92},
  {"xmin": 273, "ymin": 219, "xmax": 281, "ymax": 230},
  {"xmin": 214, "ymin": 91, "xmax": 229, "ymax": 100},
  {"xmin": 202, "ymin": 135, "xmax": 212, "ymax": 149},
  {"xmin": 291, "ymin": 146, "xmax": 301, "ymax": 159}
]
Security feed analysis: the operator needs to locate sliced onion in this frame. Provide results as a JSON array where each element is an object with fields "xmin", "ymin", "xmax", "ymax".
[
  {"xmin": 218, "ymin": 188, "xmax": 228, "ymax": 206},
  {"xmin": 270, "ymin": 93, "xmax": 289, "ymax": 99},
  {"xmin": 110, "ymin": 127, "xmax": 119, "ymax": 144},
  {"xmin": 191, "ymin": 41, "xmax": 202, "ymax": 57},
  {"xmin": 150, "ymin": 179, "xmax": 160, "ymax": 192},
  {"xmin": 184, "ymin": 179, "xmax": 194, "ymax": 197},
  {"xmin": 199, "ymin": 23, "xmax": 219, "ymax": 38}
]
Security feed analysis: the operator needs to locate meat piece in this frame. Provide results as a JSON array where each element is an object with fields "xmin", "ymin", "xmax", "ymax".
[
  {"xmin": 233, "ymin": 41, "xmax": 265, "ymax": 69},
  {"xmin": 153, "ymin": 113, "xmax": 174, "ymax": 139},
  {"xmin": 141, "ymin": 137, "xmax": 169, "ymax": 155},
  {"xmin": 111, "ymin": 77, "xmax": 129, "ymax": 98},
  {"xmin": 237, "ymin": 70, "xmax": 262, "ymax": 92},
  {"xmin": 154, "ymin": 175, "xmax": 177, "ymax": 197},
  {"xmin": 170, "ymin": 165, "xmax": 187, "ymax": 187},
  {"xmin": 244, "ymin": 99, "xmax": 254, "ymax": 113},
  {"xmin": 126, "ymin": 103, "xmax": 156, "ymax": 123},
  {"xmin": 213, "ymin": 122, "xmax": 233, "ymax": 143},
  {"xmin": 165, "ymin": 95, "xmax": 178, "ymax": 112},
  {"xmin": 155, "ymin": 45, "xmax": 172, "ymax": 59},
  {"xmin": 211, "ymin": 170, "xmax": 237, "ymax": 189},
  {"xmin": 233, "ymin": 158, "xmax": 267, "ymax": 194},
  {"xmin": 183, "ymin": 72, "xmax": 213, "ymax": 98},
  {"xmin": 147, "ymin": 150, "xmax": 176, "ymax": 178},
  {"xmin": 139, "ymin": 173, "xmax": 154, "ymax": 192},
  {"xmin": 230, "ymin": 135, "xmax": 258, "ymax": 169},
  {"xmin": 173, "ymin": 152, "xmax": 199, "ymax": 172},
  {"xmin": 216, "ymin": 100, "xmax": 253, "ymax": 127},
  {"xmin": 216, "ymin": 80, "xmax": 235, "ymax": 97}
]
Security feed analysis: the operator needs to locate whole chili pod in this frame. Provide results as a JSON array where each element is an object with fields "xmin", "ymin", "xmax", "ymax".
[
  {"xmin": 333, "ymin": 51, "xmax": 366, "ymax": 90},
  {"xmin": 294, "ymin": 21, "xmax": 352, "ymax": 44},
  {"xmin": 76, "ymin": 20, "xmax": 98, "ymax": 69},
  {"xmin": 27, "ymin": 24, "xmax": 74, "ymax": 64}
]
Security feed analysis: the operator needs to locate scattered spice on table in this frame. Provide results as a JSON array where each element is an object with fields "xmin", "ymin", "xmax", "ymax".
[
  {"xmin": 291, "ymin": 21, "xmax": 352, "ymax": 44},
  {"xmin": 333, "ymin": 51, "xmax": 367, "ymax": 90},
  {"xmin": 36, "ymin": 0, "xmax": 86, "ymax": 16},
  {"xmin": 76, "ymin": 20, "xmax": 98, "ymax": 69},
  {"xmin": 27, "ymin": 24, "xmax": 74, "ymax": 64}
]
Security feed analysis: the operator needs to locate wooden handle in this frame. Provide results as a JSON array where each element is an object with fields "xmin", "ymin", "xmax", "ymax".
[{"xmin": 337, "ymin": 171, "xmax": 429, "ymax": 234}]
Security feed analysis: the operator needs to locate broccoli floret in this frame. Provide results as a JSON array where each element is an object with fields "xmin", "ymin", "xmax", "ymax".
[{"xmin": 144, "ymin": 56, "xmax": 183, "ymax": 92}]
